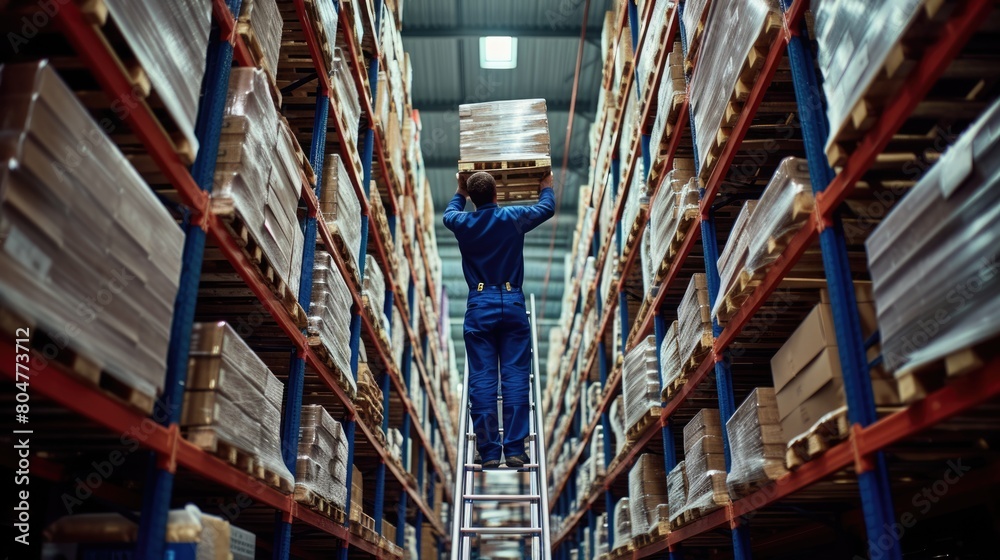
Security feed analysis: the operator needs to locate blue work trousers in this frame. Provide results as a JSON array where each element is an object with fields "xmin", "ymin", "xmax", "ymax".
[{"xmin": 464, "ymin": 287, "xmax": 531, "ymax": 462}]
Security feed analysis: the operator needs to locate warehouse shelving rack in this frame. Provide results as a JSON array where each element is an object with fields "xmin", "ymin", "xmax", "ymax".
[
  {"xmin": 543, "ymin": 0, "xmax": 1000, "ymax": 559},
  {"xmin": 0, "ymin": 0, "xmax": 454, "ymax": 558}
]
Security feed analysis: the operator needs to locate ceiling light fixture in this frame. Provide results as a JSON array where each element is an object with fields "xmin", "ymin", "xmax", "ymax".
[{"xmin": 479, "ymin": 36, "xmax": 517, "ymax": 69}]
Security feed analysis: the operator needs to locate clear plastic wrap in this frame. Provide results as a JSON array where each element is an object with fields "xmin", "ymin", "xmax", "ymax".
[
  {"xmin": 649, "ymin": 166, "xmax": 697, "ymax": 272},
  {"xmin": 0, "ymin": 61, "xmax": 182, "ymax": 399},
  {"xmin": 677, "ymin": 273, "xmax": 712, "ymax": 369},
  {"xmin": 744, "ymin": 158, "xmax": 814, "ymax": 275},
  {"xmin": 725, "ymin": 388, "xmax": 786, "ymax": 497},
  {"xmin": 304, "ymin": 0, "xmax": 339, "ymax": 73},
  {"xmin": 610, "ymin": 395, "xmax": 627, "ymax": 456},
  {"xmin": 297, "ymin": 404, "xmax": 349, "ymax": 508},
  {"xmin": 629, "ymin": 454, "xmax": 669, "ymax": 536},
  {"xmin": 591, "ymin": 424, "xmax": 607, "ymax": 481},
  {"xmin": 681, "ymin": 409, "xmax": 728, "ymax": 516},
  {"xmin": 866, "ymin": 98, "xmax": 1000, "ymax": 373},
  {"xmin": 637, "ymin": 1, "xmax": 675, "ymax": 91},
  {"xmin": 681, "ymin": 0, "xmax": 711, "ymax": 53},
  {"xmin": 641, "ymin": 225, "xmax": 653, "ymax": 296},
  {"xmin": 309, "ymin": 251, "xmax": 356, "ymax": 393},
  {"xmin": 364, "ymin": 255, "xmax": 387, "ymax": 328},
  {"xmin": 239, "ymin": 0, "xmax": 282, "ymax": 79},
  {"xmin": 622, "ymin": 336, "xmax": 661, "ymax": 433},
  {"xmin": 659, "ymin": 320, "xmax": 682, "ymax": 397},
  {"xmin": 595, "ymin": 511, "xmax": 610, "ymax": 557},
  {"xmin": 814, "ymin": 0, "xmax": 926, "ymax": 152},
  {"xmin": 320, "ymin": 154, "xmax": 362, "ymax": 274},
  {"xmin": 458, "ymin": 99, "xmax": 551, "ymax": 162},
  {"xmin": 666, "ymin": 460, "xmax": 687, "ymax": 525},
  {"xmin": 332, "ymin": 48, "xmax": 362, "ymax": 152},
  {"xmin": 688, "ymin": 0, "xmax": 779, "ymax": 174},
  {"xmin": 103, "ymin": 0, "xmax": 211, "ymax": 158},
  {"xmin": 622, "ymin": 162, "xmax": 648, "ymax": 244},
  {"xmin": 612, "ymin": 497, "xmax": 632, "ymax": 551},
  {"xmin": 713, "ymin": 200, "xmax": 759, "ymax": 320}
]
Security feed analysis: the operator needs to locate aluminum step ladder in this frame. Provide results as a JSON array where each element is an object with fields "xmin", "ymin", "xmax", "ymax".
[{"xmin": 450, "ymin": 295, "xmax": 552, "ymax": 560}]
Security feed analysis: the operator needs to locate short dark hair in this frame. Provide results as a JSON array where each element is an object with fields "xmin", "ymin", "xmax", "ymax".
[{"xmin": 467, "ymin": 172, "xmax": 496, "ymax": 206}]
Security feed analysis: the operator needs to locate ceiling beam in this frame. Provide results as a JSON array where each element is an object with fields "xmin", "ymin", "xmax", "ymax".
[{"xmin": 402, "ymin": 27, "xmax": 603, "ymax": 39}]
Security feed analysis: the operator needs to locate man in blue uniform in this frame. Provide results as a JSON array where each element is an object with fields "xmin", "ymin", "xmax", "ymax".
[{"xmin": 444, "ymin": 171, "xmax": 556, "ymax": 468}]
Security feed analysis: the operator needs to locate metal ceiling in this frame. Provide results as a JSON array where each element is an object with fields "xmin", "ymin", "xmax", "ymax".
[{"xmin": 403, "ymin": 0, "xmax": 606, "ymax": 376}]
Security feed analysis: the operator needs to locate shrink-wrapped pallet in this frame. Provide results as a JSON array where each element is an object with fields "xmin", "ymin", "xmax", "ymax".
[
  {"xmin": 681, "ymin": 410, "xmax": 728, "ymax": 517},
  {"xmin": 0, "ymin": 61, "xmax": 182, "ymax": 399},
  {"xmin": 622, "ymin": 164, "xmax": 648, "ymax": 245},
  {"xmin": 636, "ymin": 1, "xmax": 675, "ymax": 92},
  {"xmin": 649, "ymin": 166, "xmax": 697, "ymax": 272},
  {"xmin": 867, "ymin": 98, "xmax": 1000, "ymax": 375},
  {"xmin": 622, "ymin": 336, "xmax": 661, "ymax": 433},
  {"xmin": 688, "ymin": 0, "xmax": 779, "ymax": 175},
  {"xmin": 648, "ymin": 42, "xmax": 685, "ymax": 181},
  {"xmin": 667, "ymin": 461, "xmax": 688, "ymax": 525},
  {"xmin": 102, "ymin": 0, "xmax": 211, "ymax": 158},
  {"xmin": 332, "ymin": 48, "xmax": 362, "ymax": 151},
  {"xmin": 641, "ymin": 226, "xmax": 654, "ymax": 296},
  {"xmin": 301, "ymin": 0, "xmax": 339, "ymax": 73},
  {"xmin": 612, "ymin": 498, "xmax": 632, "ymax": 551},
  {"xmin": 744, "ymin": 158, "xmax": 814, "ymax": 276},
  {"xmin": 610, "ymin": 395, "xmax": 627, "ymax": 456},
  {"xmin": 297, "ymin": 404, "xmax": 350, "ymax": 509},
  {"xmin": 681, "ymin": 0, "xmax": 711, "ymax": 57},
  {"xmin": 591, "ymin": 425, "xmax": 608, "ymax": 481},
  {"xmin": 595, "ymin": 512, "xmax": 610, "ymax": 557},
  {"xmin": 310, "ymin": 251, "xmax": 356, "ymax": 394},
  {"xmin": 183, "ymin": 322, "xmax": 294, "ymax": 490},
  {"xmin": 726, "ymin": 388, "xmax": 786, "ymax": 496},
  {"xmin": 320, "ymin": 155, "xmax": 362, "ymax": 275},
  {"xmin": 713, "ymin": 200, "xmax": 759, "ymax": 320},
  {"xmin": 239, "ymin": 0, "xmax": 283, "ymax": 81},
  {"xmin": 677, "ymin": 274, "xmax": 712, "ymax": 370},
  {"xmin": 458, "ymin": 99, "xmax": 551, "ymax": 162},
  {"xmin": 659, "ymin": 321, "xmax": 682, "ymax": 397},
  {"xmin": 629, "ymin": 454, "xmax": 670, "ymax": 536},
  {"xmin": 364, "ymin": 255, "xmax": 387, "ymax": 328}
]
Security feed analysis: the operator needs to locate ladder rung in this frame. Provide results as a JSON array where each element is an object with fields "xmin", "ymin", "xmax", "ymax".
[
  {"xmin": 464, "ymin": 494, "xmax": 540, "ymax": 503},
  {"xmin": 461, "ymin": 527, "xmax": 543, "ymax": 536},
  {"xmin": 464, "ymin": 463, "xmax": 540, "ymax": 472}
]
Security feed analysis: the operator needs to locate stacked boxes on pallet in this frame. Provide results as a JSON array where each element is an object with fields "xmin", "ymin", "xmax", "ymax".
[
  {"xmin": 629, "ymin": 454, "xmax": 670, "ymax": 536},
  {"xmin": 320, "ymin": 155, "xmax": 362, "ymax": 278},
  {"xmin": 0, "ymin": 61, "xmax": 182, "ymax": 401},
  {"xmin": 363, "ymin": 255, "xmax": 387, "ymax": 331},
  {"xmin": 215, "ymin": 67, "xmax": 304, "ymax": 299},
  {"xmin": 648, "ymin": 41, "xmax": 685, "ymax": 182},
  {"xmin": 458, "ymin": 99, "xmax": 551, "ymax": 198},
  {"xmin": 238, "ymin": 0, "xmax": 283, "ymax": 81},
  {"xmin": 610, "ymin": 395, "xmax": 627, "ymax": 455},
  {"xmin": 725, "ymin": 388, "xmax": 787, "ymax": 497},
  {"xmin": 357, "ymin": 362, "xmax": 385, "ymax": 432},
  {"xmin": 184, "ymin": 322, "xmax": 294, "ymax": 491},
  {"xmin": 666, "ymin": 460, "xmax": 687, "ymax": 526},
  {"xmin": 309, "ymin": 251, "xmax": 357, "ymax": 395},
  {"xmin": 649, "ymin": 162, "xmax": 697, "ymax": 274},
  {"xmin": 301, "ymin": 0, "xmax": 340, "ymax": 72},
  {"xmin": 612, "ymin": 497, "xmax": 632, "ymax": 551},
  {"xmin": 867, "ymin": 99, "xmax": 1000, "ymax": 384},
  {"xmin": 636, "ymin": 0, "xmax": 674, "ymax": 94},
  {"xmin": 297, "ymin": 404, "xmax": 350, "ymax": 509},
  {"xmin": 331, "ymin": 48, "xmax": 362, "ymax": 173},
  {"xmin": 595, "ymin": 512, "xmax": 610, "ymax": 557},
  {"xmin": 622, "ymin": 336, "xmax": 661, "ymax": 434},
  {"xmin": 688, "ymin": 0, "xmax": 778, "ymax": 176},
  {"xmin": 713, "ymin": 200, "xmax": 759, "ymax": 321},
  {"xmin": 679, "ymin": 409, "xmax": 728, "ymax": 519},
  {"xmin": 677, "ymin": 274, "xmax": 712, "ymax": 371},
  {"xmin": 659, "ymin": 321, "xmax": 682, "ymax": 398}
]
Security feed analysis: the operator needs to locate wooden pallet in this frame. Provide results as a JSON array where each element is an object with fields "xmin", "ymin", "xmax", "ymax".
[
  {"xmin": 715, "ymin": 268, "xmax": 765, "ymax": 325},
  {"xmin": 895, "ymin": 337, "xmax": 998, "ymax": 403},
  {"xmin": 699, "ymin": 13, "xmax": 783, "ymax": 179},
  {"xmin": 647, "ymin": 91, "xmax": 688, "ymax": 182},
  {"xmin": 670, "ymin": 502, "xmax": 724, "ymax": 530},
  {"xmin": 6, "ymin": 309, "xmax": 157, "ymax": 414},
  {"xmin": 458, "ymin": 159, "xmax": 552, "ymax": 203},
  {"xmin": 257, "ymin": 462, "xmax": 295, "ymax": 494},
  {"xmin": 294, "ymin": 484, "xmax": 347, "ymax": 521},
  {"xmin": 609, "ymin": 541, "xmax": 635, "ymax": 560},
  {"xmin": 680, "ymin": 332, "xmax": 714, "ymax": 375},
  {"xmin": 632, "ymin": 520, "xmax": 670, "ymax": 547},
  {"xmin": 325, "ymin": 222, "xmax": 362, "ymax": 290},
  {"xmin": 211, "ymin": 208, "xmax": 309, "ymax": 328},
  {"xmin": 651, "ymin": 207, "xmax": 700, "ymax": 285},
  {"xmin": 626, "ymin": 407, "xmax": 662, "ymax": 440},
  {"xmin": 785, "ymin": 406, "xmax": 850, "ymax": 470},
  {"xmin": 306, "ymin": 336, "xmax": 359, "ymax": 399},
  {"xmin": 235, "ymin": 21, "xmax": 282, "ymax": 109},
  {"xmin": 825, "ymin": 0, "xmax": 955, "ymax": 167},
  {"xmin": 623, "ymin": 205, "xmax": 649, "ymax": 254},
  {"xmin": 185, "ymin": 427, "xmax": 258, "ymax": 474},
  {"xmin": 36, "ymin": 0, "xmax": 197, "ymax": 164}
]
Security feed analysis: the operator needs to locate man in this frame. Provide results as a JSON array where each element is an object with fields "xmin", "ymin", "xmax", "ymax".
[{"xmin": 443, "ymin": 171, "xmax": 556, "ymax": 468}]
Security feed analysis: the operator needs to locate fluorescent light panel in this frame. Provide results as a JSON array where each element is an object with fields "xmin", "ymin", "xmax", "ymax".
[{"xmin": 480, "ymin": 36, "xmax": 517, "ymax": 69}]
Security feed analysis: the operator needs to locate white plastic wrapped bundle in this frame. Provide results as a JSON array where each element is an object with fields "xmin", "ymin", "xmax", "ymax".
[
  {"xmin": 666, "ymin": 461, "xmax": 687, "ymax": 524},
  {"xmin": 364, "ymin": 255, "xmax": 386, "ymax": 326},
  {"xmin": 648, "ymin": 42, "xmax": 685, "ymax": 177},
  {"xmin": 259, "ymin": 372, "xmax": 294, "ymax": 487},
  {"xmin": 239, "ymin": 0, "xmax": 283, "ymax": 79},
  {"xmin": 601, "ymin": 240, "xmax": 617, "ymax": 305},
  {"xmin": 320, "ymin": 155, "xmax": 362, "ymax": 275},
  {"xmin": 297, "ymin": 404, "xmax": 349, "ymax": 508},
  {"xmin": 404, "ymin": 523, "xmax": 418, "ymax": 560},
  {"xmin": 310, "ymin": 252, "xmax": 356, "ymax": 393},
  {"xmin": 595, "ymin": 512, "xmax": 610, "ymax": 556},
  {"xmin": 305, "ymin": 0, "xmax": 339, "ymax": 73},
  {"xmin": 637, "ymin": 1, "xmax": 675, "ymax": 91},
  {"xmin": 622, "ymin": 165, "xmax": 648, "ymax": 242},
  {"xmin": 681, "ymin": 409, "xmax": 728, "ymax": 516},
  {"xmin": 813, "ymin": 0, "xmax": 926, "ymax": 153},
  {"xmin": 650, "ymin": 166, "xmax": 697, "ymax": 272},
  {"xmin": 619, "ymin": 92, "xmax": 640, "ymax": 183},
  {"xmin": 612, "ymin": 498, "xmax": 632, "ymax": 551},
  {"xmin": 459, "ymin": 99, "xmax": 551, "ymax": 162},
  {"xmin": 332, "ymin": 48, "xmax": 362, "ymax": 149},
  {"xmin": 103, "ymin": 0, "xmax": 211, "ymax": 158},
  {"xmin": 726, "ymin": 388, "xmax": 786, "ymax": 496},
  {"xmin": 713, "ymin": 200, "xmax": 759, "ymax": 320},
  {"xmin": 681, "ymin": 0, "xmax": 712, "ymax": 55},
  {"xmin": 579, "ymin": 456, "xmax": 595, "ymax": 496},
  {"xmin": 641, "ymin": 226, "xmax": 653, "ymax": 296},
  {"xmin": 622, "ymin": 336, "xmax": 661, "ymax": 433},
  {"xmin": 867, "ymin": 98, "xmax": 1000, "ymax": 374},
  {"xmin": 629, "ymin": 454, "xmax": 669, "ymax": 536},
  {"xmin": 0, "ymin": 61, "xmax": 182, "ymax": 398},
  {"xmin": 677, "ymin": 274, "xmax": 712, "ymax": 370},
  {"xmin": 610, "ymin": 395, "xmax": 627, "ymax": 456},
  {"xmin": 391, "ymin": 305, "xmax": 405, "ymax": 367},
  {"xmin": 591, "ymin": 424, "xmax": 607, "ymax": 481},
  {"xmin": 688, "ymin": 0, "xmax": 779, "ymax": 175},
  {"xmin": 744, "ymin": 158, "xmax": 814, "ymax": 275},
  {"xmin": 659, "ymin": 321, "xmax": 682, "ymax": 397}
]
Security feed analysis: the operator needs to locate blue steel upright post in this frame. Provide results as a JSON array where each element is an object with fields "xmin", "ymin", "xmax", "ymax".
[
  {"xmin": 136, "ymin": 4, "xmax": 241, "ymax": 556},
  {"xmin": 781, "ymin": 1, "xmax": 900, "ymax": 558}
]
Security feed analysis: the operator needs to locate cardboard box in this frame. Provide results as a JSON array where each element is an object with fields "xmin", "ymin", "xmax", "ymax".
[{"xmin": 776, "ymin": 349, "xmax": 845, "ymax": 440}]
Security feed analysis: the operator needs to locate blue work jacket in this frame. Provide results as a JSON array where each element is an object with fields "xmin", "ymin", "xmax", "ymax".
[{"xmin": 443, "ymin": 187, "xmax": 556, "ymax": 290}]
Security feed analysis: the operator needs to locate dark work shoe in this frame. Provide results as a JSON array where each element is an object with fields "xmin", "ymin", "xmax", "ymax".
[
  {"xmin": 505, "ymin": 453, "xmax": 529, "ymax": 468},
  {"xmin": 480, "ymin": 459, "xmax": 501, "ymax": 469}
]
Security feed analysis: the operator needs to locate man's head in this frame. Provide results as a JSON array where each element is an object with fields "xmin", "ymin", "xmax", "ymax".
[{"xmin": 466, "ymin": 171, "xmax": 497, "ymax": 207}]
